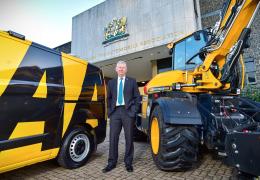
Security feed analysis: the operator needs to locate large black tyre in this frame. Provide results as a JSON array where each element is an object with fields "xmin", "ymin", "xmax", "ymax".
[
  {"xmin": 149, "ymin": 105, "xmax": 199, "ymax": 171},
  {"xmin": 57, "ymin": 127, "xmax": 95, "ymax": 169}
]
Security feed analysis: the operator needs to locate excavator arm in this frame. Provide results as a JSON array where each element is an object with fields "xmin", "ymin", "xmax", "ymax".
[
  {"xmin": 197, "ymin": 0, "xmax": 260, "ymax": 92},
  {"xmin": 146, "ymin": 0, "xmax": 259, "ymax": 95}
]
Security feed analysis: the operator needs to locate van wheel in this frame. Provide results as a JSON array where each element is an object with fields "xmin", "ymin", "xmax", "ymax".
[
  {"xmin": 57, "ymin": 127, "xmax": 94, "ymax": 169},
  {"xmin": 150, "ymin": 105, "xmax": 199, "ymax": 171}
]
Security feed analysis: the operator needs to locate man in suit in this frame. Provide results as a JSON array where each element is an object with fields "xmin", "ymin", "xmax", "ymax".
[{"xmin": 102, "ymin": 60, "xmax": 140, "ymax": 173}]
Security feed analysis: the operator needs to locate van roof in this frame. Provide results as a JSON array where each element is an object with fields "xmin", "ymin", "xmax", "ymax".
[{"xmin": 0, "ymin": 30, "xmax": 89, "ymax": 65}]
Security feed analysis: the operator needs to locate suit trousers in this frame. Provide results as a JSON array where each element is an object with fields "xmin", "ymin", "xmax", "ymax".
[{"xmin": 108, "ymin": 106, "xmax": 134, "ymax": 166}]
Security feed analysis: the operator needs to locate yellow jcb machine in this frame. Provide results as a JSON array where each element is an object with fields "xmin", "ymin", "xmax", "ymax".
[{"xmin": 136, "ymin": 0, "xmax": 260, "ymax": 177}]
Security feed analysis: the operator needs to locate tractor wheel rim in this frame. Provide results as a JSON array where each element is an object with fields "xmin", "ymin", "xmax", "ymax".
[
  {"xmin": 151, "ymin": 117, "xmax": 160, "ymax": 155},
  {"xmin": 69, "ymin": 134, "xmax": 90, "ymax": 162}
]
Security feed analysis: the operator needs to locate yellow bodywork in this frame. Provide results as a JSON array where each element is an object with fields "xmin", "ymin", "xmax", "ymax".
[
  {"xmin": 61, "ymin": 54, "xmax": 87, "ymax": 137},
  {"xmin": 61, "ymin": 53, "xmax": 87, "ymax": 101},
  {"xmin": 9, "ymin": 122, "xmax": 45, "ymax": 139},
  {"xmin": 0, "ymin": 32, "xmax": 31, "ymax": 96},
  {"xmin": 33, "ymin": 71, "xmax": 47, "ymax": 98},
  {"xmin": 86, "ymin": 119, "xmax": 99, "ymax": 128},
  {"xmin": 0, "ymin": 122, "xmax": 59, "ymax": 173}
]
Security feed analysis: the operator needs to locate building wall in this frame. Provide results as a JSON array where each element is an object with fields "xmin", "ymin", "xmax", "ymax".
[
  {"xmin": 71, "ymin": 0, "xmax": 200, "ymax": 63},
  {"xmin": 199, "ymin": 0, "xmax": 260, "ymax": 87}
]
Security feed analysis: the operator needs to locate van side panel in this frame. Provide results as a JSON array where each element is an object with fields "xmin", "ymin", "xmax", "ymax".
[
  {"xmin": 9, "ymin": 122, "xmax": 45, "ymax": 139},
  {"xmin": 61, "ymin": 55, "xmax": 87, "ymax": 137},
  {"xmin": 0, "ymin": 34, "xmax": 31, "ymax": 96},
  {"xmin": 0, "ymin": 144, "xmax": 59, "ymax": 173},
  {"xmin": 63, "ymin": 64, "xmax": 106, "ymax": 144},
  {"xmin": 61, "ymin": 55, "xmax": 87, "ymax": 101},
  {"xmin": 83, "ymin": 64, "xmax": 106, "ymax": 143},
  {"xmin": 0, "ymin": 38, "xmax": 64, "ymax": 172},
  {"xmin": 0, "ymin": 31, "xmax": 107, "ymax": 173},
  {"xmin": 33, "ymin": 71, "xmax": 47, "ymax": 98}
]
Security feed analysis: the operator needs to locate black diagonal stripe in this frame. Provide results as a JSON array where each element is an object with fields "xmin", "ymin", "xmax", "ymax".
[{"xmin": 0, "ymin": 133, "xmax": 49, "ymax": 151}]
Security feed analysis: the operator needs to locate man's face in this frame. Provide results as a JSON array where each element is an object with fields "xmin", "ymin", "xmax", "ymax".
[{"xmin": 116, "ymin": 63, "xmax": 127, "ymax": 77}]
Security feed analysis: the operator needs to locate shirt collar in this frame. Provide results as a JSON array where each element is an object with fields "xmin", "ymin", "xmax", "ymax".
[{"xmin": 118, "ymin": 76, "xmax": 126, "ymax": 81}]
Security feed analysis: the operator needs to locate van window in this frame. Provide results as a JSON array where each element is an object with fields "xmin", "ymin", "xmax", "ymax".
[
  {"xmin": 11, "ymin": 44, "xmax": 63, "ymax": 85},
  {"xmin": 83, "ymin": 64, "xmax": 102, "ymax": 86}
]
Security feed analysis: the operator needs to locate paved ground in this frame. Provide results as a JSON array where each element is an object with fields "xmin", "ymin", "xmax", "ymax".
[{"xmin": 0, "ymin": 126, "xmax": 234, "ymax": 180}]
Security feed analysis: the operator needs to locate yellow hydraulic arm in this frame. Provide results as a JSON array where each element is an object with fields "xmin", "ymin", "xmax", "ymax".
[
  {"xmin": 194, "ymin": 0, "xmax": 260, "ymax": 92},
  {"xmin": 146, "ymin": 0, "xmax": 260, "ymax": 95},
  {"xmin": 189, "ymin": 0, "xmax": 260, "ymax": 92}
]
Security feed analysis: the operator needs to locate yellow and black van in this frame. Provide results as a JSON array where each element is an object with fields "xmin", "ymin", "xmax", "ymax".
[{"xmin": 0, "ymin": 30, "xmax": 106, "ymax": 173}]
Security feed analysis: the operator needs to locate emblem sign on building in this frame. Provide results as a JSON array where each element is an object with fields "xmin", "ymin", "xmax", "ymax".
[
  {"xmin": 102, "ymin": 16, "xmax": 129, "ymax": 46},
  {"xmin": 72, "ymin": 0, "xmax": 200, "ymax": 63}
]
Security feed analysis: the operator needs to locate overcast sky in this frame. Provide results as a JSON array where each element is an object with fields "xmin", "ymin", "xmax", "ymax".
[{"xmin": 0, "ymin": 0, "xmax": 104, "ymax": 48}]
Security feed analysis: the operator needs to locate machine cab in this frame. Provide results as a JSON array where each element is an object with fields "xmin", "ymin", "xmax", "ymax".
[{"xmin": 170, "ymin": 30, "xmax": 209, "ymax": 71}]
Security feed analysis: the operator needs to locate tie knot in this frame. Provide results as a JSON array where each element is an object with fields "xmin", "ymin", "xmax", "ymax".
[{"xmin": 120, "ymin": 78, "xmax": 123, "ymax": 81}]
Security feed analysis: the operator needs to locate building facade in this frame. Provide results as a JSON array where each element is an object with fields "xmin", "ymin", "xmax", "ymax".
[
  {"xmin": 71, "ymin": 0, "xmax": 259, "ymax": 87},
  {"xmin": 71, "ymin": 0, "xmax": 201, "ymax": 82}
]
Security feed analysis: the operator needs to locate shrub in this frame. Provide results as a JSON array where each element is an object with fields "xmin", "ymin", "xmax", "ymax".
[{"xmin": 242, "ymin": 85, "xmax": 260, "ymax": 102}]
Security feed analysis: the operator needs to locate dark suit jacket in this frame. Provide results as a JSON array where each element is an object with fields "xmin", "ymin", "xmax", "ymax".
[{"xmin": 107, "ymin": 76, "xmax": 141, "ymax": 118}]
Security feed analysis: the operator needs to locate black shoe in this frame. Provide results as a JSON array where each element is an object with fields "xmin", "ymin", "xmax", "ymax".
[
  {"xmin": 102, "ymin": 165, "xmax": 116, "ymax": 173},
  {"xmin": 125, "ymin": 165, "xmax": 133, "ymax": 172}
]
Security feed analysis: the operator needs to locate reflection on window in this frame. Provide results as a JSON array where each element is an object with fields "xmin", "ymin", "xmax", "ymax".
[
  {"xmin": 158, "ymin": 67, "xmax": 172, "ymax": 73},
  {"xmin": 157, "ymin": 57, "xmax": 172, "ymax": 74},
  {"xmin": 244, "ymin": 57, "xmax": 256, "ymax": 84},
  {"xmin": 174, "ymin": 41, "xmax": 185, "ymax": 70},
  {"xmin": 173, "ymin": 32, "xmax": 206, "ymax": 70},
  {"xmin": 83, "ymin": 72, "xmax": 102, "ymax": 86}
]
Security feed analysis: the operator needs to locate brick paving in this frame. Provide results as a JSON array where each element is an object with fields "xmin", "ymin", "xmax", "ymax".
[{"xmin": 0, "ymin": 126, "xmax": 234, "ymax": 180}]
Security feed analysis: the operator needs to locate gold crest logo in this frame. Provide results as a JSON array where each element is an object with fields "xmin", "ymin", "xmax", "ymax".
[{"xmin": 103, "ymin": 17, "xmax": 129, "ymax": 45}]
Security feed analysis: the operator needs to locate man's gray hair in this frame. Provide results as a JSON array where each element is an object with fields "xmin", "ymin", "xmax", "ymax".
[{"xmin": 116, "ymin": 60, "xmax": 127, "ymax": 67}]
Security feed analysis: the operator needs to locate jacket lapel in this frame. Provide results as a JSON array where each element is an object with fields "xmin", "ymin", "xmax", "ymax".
[
  {"xmin": 124, "ymin": 77, "xmax": 128, "ymax": 96},
  {"xmin": 114, "ymin": 78, "xmax": 118, "ymax": 97}
]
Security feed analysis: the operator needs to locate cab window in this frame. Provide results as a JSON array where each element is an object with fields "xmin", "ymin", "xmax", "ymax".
[{"xmin": 172, "ymin": 31, "xmax": 207, "ymax": 70}]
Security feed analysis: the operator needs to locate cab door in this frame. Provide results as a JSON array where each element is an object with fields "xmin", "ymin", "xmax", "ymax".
[{"xmin": 0, "ymin": 34, "xmax": 64, "ymax": 172}]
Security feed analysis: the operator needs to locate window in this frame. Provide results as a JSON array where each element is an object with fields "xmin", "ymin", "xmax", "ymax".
[
  {"xmin": 83, "ymin": 71, "xmax": 102, "ymax": 86},
  {"xmin": 157, "ymin": 57, "xmax": 172, "ymax": 73},
  {"xmin": 244, "ymin": 57, "xmax": 257, "ymax": 84},
  {"xmin": 185, "ymin": 34, "xmax": 206, "ymax": 70},
  {"xmin": 173, "ymin": 31, "xmax": 207, "ymax": 70},
  {"xmin": 173, "ymin": 41, "xmax": 185, "ymax": 70},
  {"xmin": 11, "ymin": 45, "xmax": 63, "ymax": 85}
]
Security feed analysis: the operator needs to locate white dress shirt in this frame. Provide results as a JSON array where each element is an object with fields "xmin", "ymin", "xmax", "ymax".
[{"xmin": 116, "ymin": 76, "xmax": 125, "ymax": 106}]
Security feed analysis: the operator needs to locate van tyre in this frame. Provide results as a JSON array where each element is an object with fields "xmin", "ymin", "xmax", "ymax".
[
  {"xmin": 57, "ymin": 127, "xmax": 94, "ymax": 169},
  {"xmin": 150, "ymin": 105, "xmax": 199, "ymax": 171}
]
